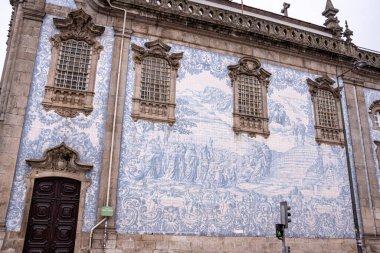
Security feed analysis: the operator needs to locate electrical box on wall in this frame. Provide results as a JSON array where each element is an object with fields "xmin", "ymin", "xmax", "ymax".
[{"xmin": 101, "ymin": 206, "xmax": 114, "ymax": 217}]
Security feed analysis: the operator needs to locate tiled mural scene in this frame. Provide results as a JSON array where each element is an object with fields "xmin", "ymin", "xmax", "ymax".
[{"xmin": 1, "ymin": 0, "xmax": 380, "ymax": 252}]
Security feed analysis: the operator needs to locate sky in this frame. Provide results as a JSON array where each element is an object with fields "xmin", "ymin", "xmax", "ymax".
[{"xmin": 0, "ymin": 0, "xmax": 379, "ymax": 75}]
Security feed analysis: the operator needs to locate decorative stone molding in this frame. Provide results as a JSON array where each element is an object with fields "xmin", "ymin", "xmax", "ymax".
[
  {"xmin": 307, "ymin": 76, "xmax": 345, "ymax": 146},
  {"xmin": 26, "ymin": 142, "xmax": 93, "ymax": 173},
  {"xmin": 42, "ymin": 9, "xmax": 105, "ymax": 118},
  {"xmin": 50, "ymin": 9, "xmax": 104, "ymax": 48},
  {"xmin": 131, "ymin": 39, "xmax": 183, "ymax": 125},
  {"xmin": 228, "ymin": 57, "xmax": 271, "ymax": 138},
  {"xmin": 108, "ymin": 0, "xmax": 380, "ymax": 70},
  {"xmin": 369, "ymin": 100, "xmax": 380, "ymax": 131}
]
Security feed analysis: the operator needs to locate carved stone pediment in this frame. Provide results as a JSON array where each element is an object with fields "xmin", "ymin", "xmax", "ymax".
[
  {"xmin": 307, "ymin": 75, "xmax": 341, "ymax": 99},
  {"xmin": 131, "ymin": 40, "xmax": 183, "ymax": 70},
  {"xmin": 51, "ymin": 8, "xmax": 105, "ymax": 48},
  {"xmin": 369, "ymin": 100, "xmax": 380, "ymax": 112},
  {"xmin": 228, "ymin": 57, "xmax": 271, "ymax": 86},
  {"xmin": 26, "ymin": 143, "xmax": 93, "ymax": 173}
]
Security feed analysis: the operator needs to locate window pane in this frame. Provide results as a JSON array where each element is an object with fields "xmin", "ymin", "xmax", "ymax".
[
  {"xmin": 141, "ymin": 57, "xmax": 171, "ymax": 102},
  {"xmin": 238, "ymin": 75, "xmax": 262, "ymax": 117},
  {"xmin": 55, "ymin": 39, "xmax": 92, "ymax": 91},
  {"xmin": 316, "ymin": 89, "xmax": 338, "ymax": 128},
  {"xmin": 375, "ymin": 110, "xmax": 380, "ymax": 127}
]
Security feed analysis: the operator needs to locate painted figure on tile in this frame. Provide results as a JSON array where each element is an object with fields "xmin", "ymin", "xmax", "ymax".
[
  {"xmin": 146, "ymin": 137, "xmax": 164, "ymax": 178},
  {"xmin": 172, "ymin": 144, "xmax": 187, "ymax": 181},
  {"xmin": 293, "ymin": 118, "xmax": 306, "ymax": 145},
  {"xmin": 184, "ymin": 144, "xmax": 199, "ymax": 183}
]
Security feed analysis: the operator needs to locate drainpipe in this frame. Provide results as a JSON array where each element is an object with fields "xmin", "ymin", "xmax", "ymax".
[
  {"xmin": 88, "ymin": 1, "xmax": 127, "ymax": 252},
  {"xmin": 336, "ymin": 71, "xmax": 363, "ymax": 253},
  {"xmin": 88, "ymin": 217, "xmax": 107, "ymax": 252},
  {"xmin": 335, "ymin": 62, "xmax": 369, "ymax": 253}
]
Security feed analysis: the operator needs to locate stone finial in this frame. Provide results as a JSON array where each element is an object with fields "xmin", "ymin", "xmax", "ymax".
[
  {"xmin": 322, "ymin": 0, "xmax": 343, "ymax": 39},
  {"xmin": 281, "ymin": 2, "xmax": 290, "ymax": 17},
  {"xmin": 343, "ymin": 20, "xmax": 353, "ymax": 43}
]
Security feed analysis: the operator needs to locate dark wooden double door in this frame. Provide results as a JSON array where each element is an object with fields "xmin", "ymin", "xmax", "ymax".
[{"xmin": 23, "ymin": 177, "xmax": 81, "ymax": 253}]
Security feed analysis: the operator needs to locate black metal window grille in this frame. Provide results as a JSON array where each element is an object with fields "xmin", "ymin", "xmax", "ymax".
[
  {"xmin": 316, "ymin": 89, "xmax": 338, "ymax": 128},
  {"xmin": 238, "ymin": 75, "xmax": 262, "ymax": 117},
  {"xmin": 55, "ymin": 39, "xmax": 92, "ymax": 91},
  {"xmin": 141, "ymin": 57, "xmax": 171, "ymax": 102}
]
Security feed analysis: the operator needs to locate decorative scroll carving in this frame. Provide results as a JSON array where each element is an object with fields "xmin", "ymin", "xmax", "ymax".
[
  {"xmin": 131, "ymin": 39, "xmax": 183, "ymax": 125},
  {"xmin": 42, "ymin": 9, "xmax": 105, "ymax": 118},
  {"xmin": 369, "ymin": 100, "xmax": 380, "ymax": 131},
  {"xmin": 131, "ymin": 40, "xmax": 183, "ymax": 69},
  {"xmin": 228, "ymin": 57, "xmax": 271, "ymax": 138},
  {"xmin": 51, "ymin": 8, "xmax": 104, "ymax": 49},
  {"xmin": 43, "ymin": 87, "xmax": 94, "ymax": 118},
  {"xmin": 26, "ymin": 143, "xmax": 93, "ymax": 173},
  {"xmin": 307, "ymin": 76, "xmax": 345, "ymax": 146}
]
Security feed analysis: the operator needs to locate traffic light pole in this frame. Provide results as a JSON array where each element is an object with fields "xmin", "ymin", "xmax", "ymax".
[
  {"xmin": 276, "ymin": 201, "xmax": 291, "ymax": 253},
  {"xmin": 281, "ymin": 232, "xmax": 286, "ymax": 253}
]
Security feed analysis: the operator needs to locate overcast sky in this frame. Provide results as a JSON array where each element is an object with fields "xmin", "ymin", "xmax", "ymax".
[{"xmin": 0, "ymin": 0, "xmax": 379, "ymax": 75}]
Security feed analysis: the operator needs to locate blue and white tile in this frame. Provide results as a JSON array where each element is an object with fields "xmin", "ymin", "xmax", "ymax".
[
  {"xmin": 116, "ymin": 36, "xmax": 355, "ymax": 238},
  {"xmin": 5, "ymin": 15, "xmax": 114, "ymax": 232},
  {"xmin": 46, "ymin": 0, "xmax": 76, "ymax": 9}
]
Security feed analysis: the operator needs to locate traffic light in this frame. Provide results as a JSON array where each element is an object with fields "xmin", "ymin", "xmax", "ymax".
[
  {"xmin": 275, "ymin": 223, "xmax": 284, "ymax": 240},
  {"xmin": 280, "ymin": 201, "xmax": 291, "ymax": 228}
]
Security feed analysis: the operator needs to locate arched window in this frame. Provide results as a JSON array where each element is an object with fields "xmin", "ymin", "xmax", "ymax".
[
  {"xmin": 131, "ymin": 40, "xmax": 183, "ymax": 125},
  {"xmin": 315, "ymin": 89, "xmax": 338, "ymax": 128},
  {"xmin": 42, "ymin": 9, "xmax": 104, "ymax": 118},
  {"xmin": 228, "ymin": 57, "xmax": 271, "ymax": 138},
  {"xmin": 307, "ymin": 76, "xmax": 344, "ymax": 145},
  {"xmin": 369, "ymin": 100, "xmax": 380, "ymax": 130}
]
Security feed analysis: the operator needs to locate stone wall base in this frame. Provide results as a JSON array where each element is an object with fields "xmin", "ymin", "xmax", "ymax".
[
  {"xmin": 364, "ymin": 237, "xmax": 380, "ymax": 253},
  {"xmin": 4, "ymin": 230, "xmax": 379, "ymax": 253},
  {"xmin": 86, "ymin": 231, "xmax": 357, "ymax": 253}
]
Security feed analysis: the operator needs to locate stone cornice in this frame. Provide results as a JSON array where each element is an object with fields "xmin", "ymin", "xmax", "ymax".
[{"xmin": 109, "ymin": 0, "xmax": 380, "ymax": 71}]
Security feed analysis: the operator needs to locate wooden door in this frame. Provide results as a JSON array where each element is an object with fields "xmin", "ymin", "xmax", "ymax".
[{"xmin": 23, "ymin": 177, "xmax": 81, "ymax": 253}]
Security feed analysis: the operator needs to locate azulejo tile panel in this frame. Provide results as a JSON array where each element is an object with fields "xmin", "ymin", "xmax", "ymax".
[
  {"xmin": 117, "ymin": 36, "xmax": 355, "ymax": 238},
  {"xmin": 46, "ymin": 0, "xmax": 76, "ymax": 9},
  {"xmin": 364, "ymin": 88, "xmax": 380, "ymax": 190},
  {"xmin": 5, "ymin": 15, "xmax": 114, "ymax": 232}
]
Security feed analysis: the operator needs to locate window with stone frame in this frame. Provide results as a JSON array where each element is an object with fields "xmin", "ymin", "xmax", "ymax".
[
  {"xmin": 228, "ymin": 57, "xmax": 271, "ymax": 138},
  {"xmin": 131, "ymin": 40, "xmax": 183, "ymax": 125},
  {"xmin": 369, "ymin": 100, "xmax": 380, "ymax": 130},
  {"xmin": 307, "ymin": 76, "xmax": 345, "ymax": 146},
  {"xmin": 42, "ymin": 9, "xmax": 105, "ymax": 118}
]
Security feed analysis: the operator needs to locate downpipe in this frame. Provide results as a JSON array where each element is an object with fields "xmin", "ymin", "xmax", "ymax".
[{"xmin": 87, "ymin": 1, "xmax": 127, "ymax": 252}]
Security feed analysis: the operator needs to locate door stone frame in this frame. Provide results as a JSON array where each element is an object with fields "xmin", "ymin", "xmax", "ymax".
[{"xmin": 19, "ymin": 143, "xmax": 93, "ymax": 252}]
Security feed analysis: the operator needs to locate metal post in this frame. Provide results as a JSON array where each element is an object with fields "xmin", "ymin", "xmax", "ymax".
[{"xmin": 281, "ymin": 233, "xmax": 286, "ymax": 253}]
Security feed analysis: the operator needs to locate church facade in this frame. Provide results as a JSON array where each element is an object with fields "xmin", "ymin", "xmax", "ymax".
[{"xmin": 0, "ymin": 0, "xmax": 379, "ymax": 252}]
